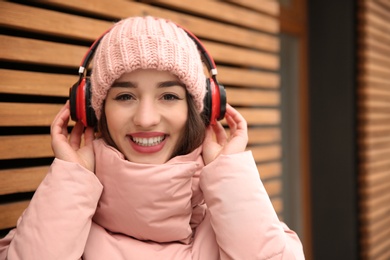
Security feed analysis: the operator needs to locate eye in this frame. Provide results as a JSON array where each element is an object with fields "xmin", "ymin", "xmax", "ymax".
[
  {"xmin": 115, "ymin": 93, "xmax": 135, "ymax": 101},
  {"xmin": 162, "ymin": 93, "xmax": 181, "ymax": 101}
]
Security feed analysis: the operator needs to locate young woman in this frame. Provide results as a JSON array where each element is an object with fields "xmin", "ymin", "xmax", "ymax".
[{"xmin": 0, "ymin": 16, "xmax": 304, "ymax": 259}]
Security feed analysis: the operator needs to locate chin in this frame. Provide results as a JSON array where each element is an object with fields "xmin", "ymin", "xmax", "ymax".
[{"xmin": 125, "ymin": 154, "xmax": 171, "ymax": 164}]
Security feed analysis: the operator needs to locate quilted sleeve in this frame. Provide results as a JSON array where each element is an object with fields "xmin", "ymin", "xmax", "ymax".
[
  {"xmin": 0, "ymin": 159, "xmax": 103, "ymax": 260},
  {"xmin": 200, "ymin": 151, "xmax": 305, "ymax": 259}
]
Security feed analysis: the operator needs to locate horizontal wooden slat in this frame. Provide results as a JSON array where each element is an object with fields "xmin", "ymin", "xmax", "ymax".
[
  {"xmin": 363, "ymin": 0, "xmax": 390, "ymax": 18},
  {"xmin": 358, "ymin": 129, "xmax": 390, "ymax": 140},
  {"xmin": 359, "ymin": 92, "xmax": 390, "ymax": 108},
  {"xmin": 358, "ymin": 95, "xmax": 390, "ymax": 108},
  {"xmin": 360, "ymin": 191, "xmax": 390, "ymax": 211},
  {"xmin": 358, "ymin": 85, "xmax": 390, "ymax": 97},
  {"xmin": 359, "ymin": 141, "xmax": 390, "ymax": 156},
  {"xmin": 362, "ymin": 231, "xmax": 390, "ymax": 256},
  {"xmin": 358, "ymin": 123, "xmax": 390, "ymax": 134},
  {"xmin": 226, "ymin": 0, "xmax": 279, "ymax": 16},
  {"xmin": 263, "ymin": 179, "xmax": 282, "ymax": 197},
  {"xmin": 360, "ymin": 172, "xmax": 390, "ymax": 190},
  {"xmin": 358, "ymin": 75, "xmax": 390, "ymax": 90},
  {"xmin": 359, "ymin": 159, "xmax": 390, "ymax": 175},
  {"xmin": 218, "ymin": 66, "xmax": 280, "ymax": 88},
  {"xmin": 359, "ymin": 199, "xmax": 389, "ymax": 224},
  {"xmin": 359, "ymin": 56, "xmax": 390, "ymax": 79},
  {"xmin": 43, "ymin": 0, "xmax": 279, "ymax": 52},
  {"xmin": 359, "ymin": 47, "xmax": 390, "ymax": 67},
  {"xmin": 0, "ymin": 69, "xmax": 75, "ymax": 97},
  {"xmin": 358, "ymin": 35, "xmax": 390, "ymax": 57},
  {"xmin": 248, "ymin": 128, "xmax": 281, "ymax": 144},
  {"xmin": 358, "ymin": 116, "xmax": 390, "ymax": 127},
  {"xmin": 360, "ymin": 150, "xmax": 390, "ymax": 164},
  {"xmin": 376, "ymin": 0, "xmax": 390, "ymax": 9},
  {"xmin": 204, "ymin": 40, "xmax": 279, "ymax": 70},
  {"xmin": 361, "ymin": 229, "xmax": 390, "ymax": 260},
  {"xmin": 227, "ymin": 88, "xmax": 280, "ymax": 107},
  {"xmin": 238, "ymin": 108, "xmax": 280, "ymax": 125},
  {"xmin": 144, "ymin": 0, "xmax": 279, "ymax": 33},
  {"xmin": 359, "ymin": 166, "xmax": 390, "ymax": 186},
  {"xmin": 0, "ymin": 166, "xmax": 48, "ymax": 195},
  {"xmin": 0, "ymin": 1, "xmax": 111, "ymax": 41},
  {"xmin": 0, "ymin": 135, "xmax": 53, "ymax": 160},
  {"xmin": 0, "ymin": 102, "xmax": 63, "ymax": 126},
  {"xmin": 361, "ymin": 212, "xmax": 390, "ymax": 239},
  {"xmin": 359, "ymin": 138, "xmax": 390, "ymax": 152},
  {"xmin": 270, "ymin": 197, "xmax": 283, "ymax": 214},
  {"xmin": 359, "ymin": 66, "xmax": 390, "ymax": 82},
  {"xmin": 0, "ymin": 201, "xmax": 29, "ymax": 230},
  {"xmin": 359, "ymin": 36, "xmax": 390, "ymax": 60},
  {"xmin": 357, "ymin": 19, "xmax": 388, "ymax": 42},
  {"xmin": 360, "ymin": 188, "xmax": 390, "ymax": 205},
  {"xmin": 250, "ymin": 145, "xmax": 281, "ymax": 162},
  {"xmin": 359, "ymin": 2, "xmax": 390, "ymax": 42},
  {"xmin": 257, "ymin": 162, "xmax": 281, "ymax": 180},
  {"xmin": 0, "ymin": 35, "xmax": 85, "ymax": 68},
  {"xmin": 360, "ymin": 64, "xmax": 390, "ymax": 81},
  {"xmin": 358, "ymin": 106, "xmax": 390, "ymax": 116}
]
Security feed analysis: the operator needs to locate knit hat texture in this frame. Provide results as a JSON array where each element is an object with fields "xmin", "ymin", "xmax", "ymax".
[{"xmin": 90, "ymin": 16, "xmax": 206, "ymax": 120}]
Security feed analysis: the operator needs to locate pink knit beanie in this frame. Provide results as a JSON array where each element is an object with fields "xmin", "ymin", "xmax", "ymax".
[{"xmin": 90, "ymin": 16, "xmax": 206, "ymax": 120}]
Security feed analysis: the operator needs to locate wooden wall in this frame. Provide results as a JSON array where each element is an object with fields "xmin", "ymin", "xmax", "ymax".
[
  {"xmin": 357, "ymin": 0, "xmax": 390, "ymax": 259},
  {"xmin": 0, "ymin": 0, "xmax": 282, "ymax": 236}
]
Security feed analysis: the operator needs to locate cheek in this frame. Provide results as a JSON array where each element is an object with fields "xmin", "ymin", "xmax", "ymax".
[
  {"xmin": 104, "ymin": 103, "xmax": 128, "ymax": 135},
  {"xmin": 174, "ymin": 107, "xmax": 188, "ymax": 131}
]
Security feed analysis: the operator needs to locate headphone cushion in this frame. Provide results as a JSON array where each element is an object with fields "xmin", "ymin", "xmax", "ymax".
[{"xmin": 84, "ymin": 79, "xmax": 97, "ymax": 127}]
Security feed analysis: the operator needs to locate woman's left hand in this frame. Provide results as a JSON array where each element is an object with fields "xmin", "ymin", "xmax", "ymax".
[{"xmin": 202, "ymin": 104, "xmax": 248, "ymax": 165}]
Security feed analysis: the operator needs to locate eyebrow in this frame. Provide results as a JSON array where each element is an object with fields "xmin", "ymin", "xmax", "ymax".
[{"xmin": 111, "ymin": 80, "xmax": 186, "ymax": 89}]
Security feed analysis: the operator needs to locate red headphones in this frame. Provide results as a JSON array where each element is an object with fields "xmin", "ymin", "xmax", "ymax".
[{"xmin": 69, "ymin": 22, "xmax": 226, "ymax": 127}]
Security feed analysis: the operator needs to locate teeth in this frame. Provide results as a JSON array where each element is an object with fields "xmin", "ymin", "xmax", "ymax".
[{"xmin": 132, "ymin": 136, "xmax": 165, "ymax": 146}]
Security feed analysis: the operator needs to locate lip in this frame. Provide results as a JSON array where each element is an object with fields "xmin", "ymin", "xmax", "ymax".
[{"xmin": 128, "ymin": 132, "xmax": 167, "ymax": 154}]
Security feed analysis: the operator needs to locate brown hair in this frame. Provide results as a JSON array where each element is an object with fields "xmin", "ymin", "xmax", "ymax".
[{"xmin": 97, "ymin": 91, "xmax": 206, "ymax": 160}]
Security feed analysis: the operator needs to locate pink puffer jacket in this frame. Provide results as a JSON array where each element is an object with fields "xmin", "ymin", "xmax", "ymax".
[{"xmin": 0, "ymin": 139, "xmax": 304, "ymax": 259}]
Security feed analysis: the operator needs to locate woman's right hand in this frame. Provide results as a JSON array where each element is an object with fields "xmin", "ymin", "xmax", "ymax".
[{"xmin": 50, "ymin": 101, "xmax": 95, "ymax": 172}]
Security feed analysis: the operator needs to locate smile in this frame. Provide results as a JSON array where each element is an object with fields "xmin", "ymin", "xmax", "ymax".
[{"xmin": 131, "ymin": 135, "xmax": 166, "ymax": 146}]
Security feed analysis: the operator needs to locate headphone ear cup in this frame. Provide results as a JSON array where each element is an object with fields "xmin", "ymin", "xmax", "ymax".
[
  {"xmin": 203, "ymin": 77, "xmax": 227, "ymax": 125},
  {"xmin": 84, "ymin": 78, "xmax": 97, "ymax": 127},
  {"xmin": 217, "ymin": 83, "xmax": 226, "ymax": 121},
  {"xmin": 69, "ymin": 81, "xmax": 79, "ymax": 122},
  {"xmin": 68, "ymin": 78, "xmax": 97, "ymax": 127},
  {"xmin": 202, "ymin": 78, "xmax": 213, "ymax": 126}
]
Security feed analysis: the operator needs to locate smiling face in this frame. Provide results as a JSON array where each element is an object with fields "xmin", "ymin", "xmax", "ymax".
[{"xmin": 104, "ymin": 69, "xmax": 188, "ymax": 164}]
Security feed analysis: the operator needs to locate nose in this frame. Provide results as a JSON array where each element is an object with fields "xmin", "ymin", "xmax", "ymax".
[{"xmin": 132, "ymin": 99, "xmax": 160, "ymax": 128}]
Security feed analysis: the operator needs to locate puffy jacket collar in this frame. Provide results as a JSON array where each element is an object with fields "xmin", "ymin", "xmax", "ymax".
[{"xmin": 92, "ymin": 139, "xmax": 204, "ymax": 244}]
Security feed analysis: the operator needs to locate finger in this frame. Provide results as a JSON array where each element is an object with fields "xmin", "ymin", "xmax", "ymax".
[
  {"xmin": 51, "ymin": 102, "xmax": 71, "ymax": 141},
  {"xmin": 203, "ymin": 125, "xmax": 214, "ymax": 143},
  {"xmin": 225, "ymin": 104, "xmax": 247, "ymax": 132},
  {"xmin": 225, "ymin": 113, "xmax": 237, "ymax": 138},
  {"xmin": 51, "ymin": 101, "xmax": 69, "ymax": 133},
  {"xmin": 212, "ymin": 121, "xmax": 228, "ymax": 145},
  {"xmin": 84, "ymin": 126, "xmax": 95, "ymax": 146},
  {"xmin": 69, "ymin": 121, "xmax": 84, "ymax": 150}
]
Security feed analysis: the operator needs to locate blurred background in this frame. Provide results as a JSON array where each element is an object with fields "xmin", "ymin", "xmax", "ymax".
[{"xmin": 0, "ymin": 1, "xmax": 389, "ymax": 259}]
